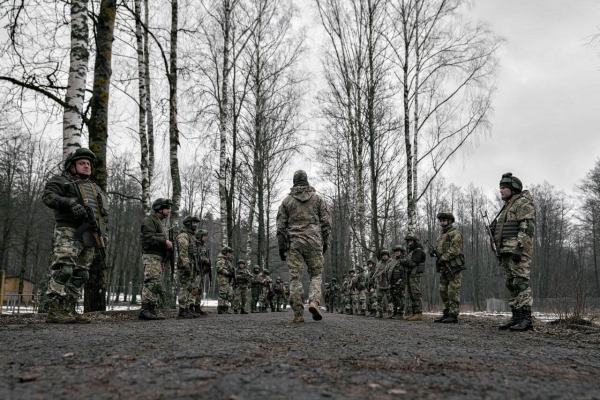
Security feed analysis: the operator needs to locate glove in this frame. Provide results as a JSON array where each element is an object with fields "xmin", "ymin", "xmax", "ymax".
[
  {"xmin": 323, "ymin": 243, "xmax": 328, "ymax": 254},
  {"xmin": 399, "ymin": 259, "xmax": 409, "ymax": 267},
  {"xmin": 180, "ymin": 268, "xmax": 192, "ymax": 278},
  {"xmin": 512, "ymin": 246, "xmax": 523, "ymax": 263},
  {"xmin": 279, "ymin": 249, "xmax": 287, "ymax": 261},
  {"xmin": 71, "ymin": 202, "xmax": 87, "ymax": 219}
]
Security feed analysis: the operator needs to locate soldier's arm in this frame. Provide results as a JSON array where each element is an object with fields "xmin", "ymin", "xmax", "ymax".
[
  {"xmin": 516, "ymin": 198, "xmax": 536, "ymax": 242},
  {"xmin": 318, "ymin": 197, "xmax": 332, "ymax": 243},
  {"xmin": 441, "ymin": 231, "xmax": 463, "ymax": 261},
  {"xmin": 42, "ymin": 176, "xmax": 76, "ymax": 210},
  {"xmin": 141, "ymin": 219, "xmax": 166, "ymax": 247},
  {"xmin": 276, "ymin": 203, "xmax": 289, "ymax": 250},
  {"xmin": 177, "ymin": 234, "xmax": 191, "ymax": 269}
]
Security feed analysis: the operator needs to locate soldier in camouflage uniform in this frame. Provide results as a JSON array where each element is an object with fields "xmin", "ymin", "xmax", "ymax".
[
  {"xmin": 374, "ymin": 250, "xmax": 393, "ymax": 318},
  {"xmin": 283, "ymin": 282, "xmax": 290, "ymax": 311},
  {"xmin": 400, "ymin": 235, "xmax": 427, "ymax": 321},
  {"xmin": 263, "ymin": 270, "xmax": 275, "ymax": 312},
  {"xmin": 42, "ymin": 148, "xmax": 108, "ymax": 323},
  {"xmin": 366, "ymin": 259, "xmax": 377, "ymax": 317},
  {"xmin": 329, "ymin": 278, "xmax": 340, "ymax": 313},
  {"xmin": 354, "ymin": 266, "xmax": 368, "ymax": 316},
  {"xmin": 276, "ymin": 170, "xmax": 332, "ymax": 323},
  {"xmin": 250, "ymin": 265, "xmax": 263, "ymax": 313},
  {"xmin": 273, "ymin": 277, "xmax": 286, "ymax": 312},
  {"xmin": 323, "ymin": 283, "xmax": 332, "ymax": 312},
  {"xmin": 176, "ymin": 216, "xmax": 200, "ymax": 319},
  {"xmin": 493, "ymin": 173, "xmax": 536, "ymax": 331},
  {"xmin": 216, "ymin": 246, "xmax": 235, "ymax": 314},
  {"xmin": 431, "ymin": 212, "xmax": 466, "ymax": 324},
  {"xmin": 339, "ymin": 275, "xmax": 348, "ymax": 314},
  {"xmin": 139, "ymin": 198, "xmax": 173, "ymax": 320},
  {"xmin": 388, "ymin": 245, "xmax": 407, "ymax": 320},
  {"xmin": 233, "ymin": 260, "xmax": 251, "ymax": 314},
  {"xmin": 346, "ymin": 269, "xmax": 356, "ymax": 314},
  {"xmin": 192, "ymin": 229, "xmax": 210, "ymax": 315}
]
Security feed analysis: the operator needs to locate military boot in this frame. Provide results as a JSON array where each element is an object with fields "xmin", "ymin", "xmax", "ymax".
[
  {"xmin": 442, "ymin": 313, "xmax": 458, "ymax": 323},
  {"xmin": 388, "ymin": 309, "xmax": 397, "ymax": 319},
  {"xmin": 66, "ymin": 298, "xmax": 91, "ymax": 323},
  {"xmin": 178, "ymin": 307, "xmax": 194, "ymax": 319},
  {"xmin": 510, "ymin": 308, "xmax": 533, "ymax": 332},
  {"xmin": 188, "ymin": 306, "xmax": 200, "ymax": 318},
  {"xmin": 217, "ymin": 305, "xmax": 226, "ymax": 314},
  {"xmin": 251, "ymin": 304, "xmax": 258, "ymax": 313},
  {"xmin": 194, "ymin": 304, "xmax": 208, "ymax": 315},
  {"xmin": 233, "ymin": 309, "xmax": 239, "ymax": 314},
  {"xmin": 309, "ymin": 301, "xmax": 323, "ymax": 321},
  {"xmin": 376, "ymin": 311, "xmax": 383, "ymax": 318},
  {"xmin": 46, "ymin": 298, "xmax": 76, "ymax": 324},
  {"xmin": 139, "ymin": 303, "xmax": 164, "ymax": 320},
  {"xmin": 406, "ymin": 313, "xmax": 423, "ymax": 321},
  {"xmin": 368, "ymin": 309, "xmax": 377, "ymax": 317},
  {"xmin": 241, "ymin": 308, "xmax": 249, "ymax": 315},
  {"xmin": 361, "ymin": 309, "xmax": 367, "ymax": 316},
  {"xmin": 434, "ymin": 309, "xmax": 448, "ymax": 322},
  {"xmin": 292, "ymin": 315, "xmax": 305, "ymax": 323},
  {"xmin": 261, "ymin": 306, "xmax": 267, "ymax": 313},
  {"xmin": 499, "ymin": 308, "xmax": 522, "ymax": 330},
  {"xmin": 226, "ymin": 306, "xmax": 233, "ymax": 314}
]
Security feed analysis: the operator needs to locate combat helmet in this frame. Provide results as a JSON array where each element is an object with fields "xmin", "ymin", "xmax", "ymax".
[
  {"xmin": 404, "ymin": 234, "xmax": 419, "ymax": 243},
  {"xmin": 276, "ymin": 276, "xmax": 282, "ymax": 281},
  {"xmin": 356, "ymin": 265, "xmax": 364, "ymax": 272},
  {"xmin": 253, "ymin": 265, "xmax": 261, "ymax": 271},
  {"xmin": 499, "ymin": 172, "xmax": 523, "ymax": 193},
  {"xmin": 367, "ymin": 258, "xmax": 376, "ymax": 266},
  {"xmin": 182, "ymin": 215, "xmax": 201, "ymax": 229},
  {"xmin": 392, "ymin": 245, "xmax": 406, "ymax": 253},
  {"xmin": 152, "ymin": 198, "xmax": 172, "ymax": 212},
  {"xmin": 380, "ymin": 249, "xmax": 390, "ymax": 257},
  {"xmin": 325, "ymin": 282, "xmax": 330, "ymax": 288},
  {"xmin": 263, "ymin": 269, "xmax": 270, "ymax": 275},
  {"xmin": 348, "ymin": 269, "xmax": 355, "ymax": 274},
  {"xmin": 195, "ymin": 229, "xmax": 208, "ymax": 239},
  {"xmin": 64, "ymin": 148, "xmax": 95, "ymax": 171},
  {"xmin": 436, "ymin": 212, "xmax": 455, "ymax": 223},
  {"xmin": 331, "ymin": 277, "xmax": 338, "ymax": 282},
  {"xmin": 221, "ymin": 246, "xmax": 234, "ymax": 255},
  {"xmin": 237, "ymin": 259, "xmax": 246, "ymax": 266}
]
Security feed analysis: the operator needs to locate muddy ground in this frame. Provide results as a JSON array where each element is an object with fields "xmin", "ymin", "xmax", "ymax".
[{"xmin": 1, "ymin": 308, "xmax": 599, "ymax": 400}]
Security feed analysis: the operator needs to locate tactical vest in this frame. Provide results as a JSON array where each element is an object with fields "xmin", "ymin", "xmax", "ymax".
[
  {"xmin": 391, "ymin": 265, "xmax": 404, "ymax": 283},
  {"xmin": 78, "ymin": 180, "xmax": 100, "ymax": 219},
  {"xmin": 236, "ymin": 269, "xmax": 249, "ymax": 284},
  {"xmin": 494, "ymin": 207, "xmax": 520, "ymax": 242}
]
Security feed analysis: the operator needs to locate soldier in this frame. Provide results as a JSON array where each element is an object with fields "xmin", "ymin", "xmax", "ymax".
[
  {"xmin": 493, "ymin": 173, "xmax": 536, "ymax": 331},
  {"xmin": 233, "ymin": 260, "xmax": 251, "ymax": 314},
  {"xmin": 339, "ymin": 275, "xmax": 349, "ymax": 314},
  {"xmin": 400, "ymin": 235, "xmax": 427, "ymax": 321},
  {"xmin": 323, "ymin": 282, "xmax": 332, "ymax": 312},
  {"xmin": 330, "ymin": 278, "xmax": 340, "ymax": 313},
  {"xmin": 192, "ymin": 229, "xmax": 210, "ymax": 315},
  {"xmin": 276, "ymin": 170, "xmax": 332, "ymax": 323},
  {"xmin": 42, "ymin": 148, "xmax": 108, "ymax": 323},
  {"xmin": 374, "ymin": 250, "xmax": 393, "ymax": 318},
  {"xmin": 273, "ymin": 277, "xmax": 286, "ymax": 312},
  {"xmin": 283, "ymin": 282, "xmax": 290, "ymax": 311},
  {"xmin": 250, "ymin": 265, "xmax": 263, "ymax": 313},
  {"xmin": 354, "ymin": 266, "xmax": 368, "ymax": 316},
  {"xmin": 346, "ymin": 269, "xmax": 356, "ymax": 314},
  {"xmin": 139, "ymin": 198, "xmax": 173, "ymax": 320},
  {"xmin": 431, "ymin": 212, "xmax": 466, "ymax": 324},
  {"xmin": 176, "ymin": 216, "xmax": 200, "ymax": 319},
  {"xmin": 261, "ymin": 270, "xmax": 274, "ymax": 312},
  {"xmin": 366, "ymin": 259, "xmax": 378, "ymax": 317},
  {"xmin": 388, "ymin": 245, "xmax": 407, "ymax": 320},
  {"xmin": 216, "ymin": 246, "xmax": 235, "ymax": 314}
]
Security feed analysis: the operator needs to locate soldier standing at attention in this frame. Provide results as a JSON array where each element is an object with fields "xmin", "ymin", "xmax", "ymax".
[
  {"xmin": 375, "ymin": 250, "xmax": 392, "ymax": 319},
  {"xmin": 233, "ymin": 260, "xmax": 251, "ymax": 314},
  {"xmin": 250, "ymin": 266, "xmax": 263, "ymax": 313},
  {"xmin": 493, "ymin": 173, "xmax": 536, "ymax": 331},
  {"xmin": 216, "ymin": 246, "xmax": 235, "ymax": 314},
  {"xmin": 193, "ymin": 229, "xmax": 210, "ymax": 315},
  {"xmin": 354, "ymin": 266, "xmax": 368, "ymax": 316},
  {"xmin": 401, "ymin": 235, "xmax": 427, "ymax": 321},
  {"xmin": 276, "ymin": 170, "xmax": 332, "ymax": 323},
  {"xmin": 139, "ymin": 198, "xmax": 173, "ymax": 320},
  {"xmin": 42, "ymin": 148, "xmax": 108, "ymax": 323},
  {"xmin": 366, "ymin": 259, "xmax": 378, "ymax": 317},
  {"xmin": 388, "ymin": 245, "xmax": 407, "ymax": 320},
  {"xmin": 273, "ymin": 277, "xmax": 286, "ymax": 312},
  {"xmin": 432, "ymin": 212, "xmax": 465, "ymax": 324},
  {"xmin": 176, "ymin": 216, "xmax": 200, "ymax": 319}
]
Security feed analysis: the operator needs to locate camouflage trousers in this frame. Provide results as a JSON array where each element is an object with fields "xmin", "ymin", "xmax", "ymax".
[
  {"xmin": 368, "ymin": 290, "xmax": 377, "ymax": 311},
  {"xmin": 346, "ymin": 291, "xmax": 356, "ymax": 312},
  {"xmin": 288, "ymin": 247, "xmax": 324, "ymax": 317},
  {"xmin": 251, "ymin": 285, "xmax": 262, "ymax": 310},
  {"xmin": 177, "ymin": 269, "xmax": 194, "ymax": 308},
  {"xmin": 501, "ymin": 254, "xmax": 533, "ymax": 309},
  {"xmin": 142, "ymin": 254, "xmax": 165, "ymax": 307},
  {"xmin": 376, "ymin": 288, "xmax": 391, "ymax": 314},
  {"xmin": 217, "ymin": 274, "xmax": 234, "ymax": 307},
  {"xmin": 389, "ymin": 284, "xmax": 405, "ymax": 315},
  {"xmin": 47, "ymin": 226, "xmax": 95, "ymax": 300},
  {"xmin": 193, "ymin": 272, "xmax": 204, "ymax": 306},
  {"xmin": 327, "ymin": 295, "xmax": 338, "ymax": 312},
  {"xmin": 407, "ymin": 272, "xmax": 423, "ymax": 314},
  {"xmin": 274, "ymin": 294, "xmax": 285, "ymax": 309},
  {"xmin": 233, "ymin": 284, "xmax": 249, "ymax": 311},
  {"xmin": 355, "ymin": 289, "xmax": 367, "ymax": 312},
  {"xmin": 440, "ymin": 270, "xmax": 463, "ymax": 315}
]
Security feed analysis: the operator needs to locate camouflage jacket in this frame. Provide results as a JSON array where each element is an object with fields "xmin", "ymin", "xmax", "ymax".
[
  {"xmin": 435, "ymin": 225, "xmax": 464, "ymax": 269},
  {"xmin": 140, "ymin": 214, "xmax": 168, "ymax": 257},
  {"xmin": 352, "ymin": 272, "xmax": 367, "ymax": 291},
  {"xmin": 374, "ymin": 259, "xmax": 392, "ymax": 289},
  {"xmin": 216, "ymin": 253, "xmax": 234, "ymax": 277},
  {"xmin": 196, "ymin": 242, "xmax": 210, "ymax": 273},
  {"xmin": 262, "ymin": 276, "xmax": 273, "ymax": 292},
  {"xmin": 176, "ymin": 227, "xmax": 196, "ymax": 270},
  {"xmin": 389, "ymin": 257, "xmax": 406, "ymax": 286},
  {"xmin": 276, "ymin": 186, "xmax": 332, "ymax": 251},
  {"xmin": 493, "ymin": 190, "xmax": 536, "ymax": 257},
  {"xmin": 404, "ymin": 244, "xmax": 427, "ymax": 274},
  {"xmin": 42, "ymin": 171, "xmax": 108, "ymax": 229},
  {"xmin": 273, "ymin": 281, "xmax": 285, "ymax": 295},
  {"xmin": 235, "ymin": 267, "xmax": 252, "ymax": 286},
  {"xmin": 250, "ymin": 271, "xmax": 263, "ymax": 287},
  {"xmin": 366, "ymin": 268, "xmax": 377, "ymax": 291},
  {"xmin": 330, "ymin": 282, "xmax": 340, "ymax": 296}
]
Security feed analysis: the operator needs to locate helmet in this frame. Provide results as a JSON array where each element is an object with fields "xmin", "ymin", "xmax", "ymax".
[
  {"xmin": 293, "ymin": 170, "xmax": 309, "ymax": 186},
  {"xmin": 436, "ymin": 212, "xmax": 455, "ymax": 223},
  {"xmin": 64, "ymin": 148, "xmax": 95, "ymax": 171},
  {"xmin": 499, "ymin": 172, "xmax": 523, "ymax": 193},
  {"xmin": 331, "ymin": 278, "xmax": 337, "ymax": 282},
  {"xmin": 183, "ymin": 215, "xmax": 201, "ymax": 228},
  {"xmin": 392, "ymin": 245, "xmax": 405, "ymax": 253},
  {"xmin": 380, "ymin": 249, "xmax": 390, "ymax": 257},
  {"xmin": 263, "ymin": 269, "xmax": 270, "ymax": 275},
  {"xmin": 152, "ymin": 198, "xmax": 173, "ymax": 212},
  {"xmin": 195, "ymin": 229, "xmax": 208, "ymax": 239},
  {"xmin": 276, "ymin": 277, "xmax": 282, "ymax": 281},
  {"xmin": 367, "ymin": 259, "xmax": 376, "ymax": 266},
  {"xmin": 404, "ymin": 234, "xmax": 419, "ymax": 243},
  {"xmin": 356, "ymin": 265, "xmax": 364, "ymax": 272},
  {"xmin": 221, "ymin": 246, "xmax": 233, "ymax": 255},
  {"xmin": 325, "ymin": 282, "xmax": 330, "ymax": 288},
  {"xmin": 237, "ymin": 259, "xmax": 246, "ymax": 265},
  {"xmin": 348, "ymin": 269, "xmax": 355, "ymax": 274},
  {"xmin": 253, "ymin": 265, "xmax": 261, "ymax": 270}
]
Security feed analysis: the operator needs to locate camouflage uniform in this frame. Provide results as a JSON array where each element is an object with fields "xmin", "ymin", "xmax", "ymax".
[
  {"xmin": 375, "ymin": 253, "xmax": 392, "ymax": 318},
  {"xmin": 261, "ymin": 272, "xmax": 274, "ymax": 312},
  {"xmin": 388, "ymin": 247, "xmax": 407, "ymax": 319},
  {"xmin": 272, "ymin": 278, "xmax": 286, "ymax": 311},
  {"xmin": 276, "ymin": 171, "xmax": 332, "ymax": 321},
  {"xmin": 140, "ymin": 214, "xmax": 169, "ymax": 308},
  {"xmin": 283, "ymin": 283, "xmax": 290, "ymax": 310},
  {"xmin": 353, "ymin": 267, "xmax": 368, "ymax": 315},
  {"xmin": 434, "ymin": 214, "xmax": 465, "ymax": 322},
  {"xmin": 233, "ymin": 262, "xmax": 251, "ymax": 314},
  {"xmin": 176, "ymin": 225, "xmax": 197, "ymax": 316},
  {"xmin": 340, "ymin": 276, "xmax": 349, "ymax": 314},
  {"xmin": 366, "ymin": 261, "xmax": 377, "ymax": 316},
  {"xmin": 346, "ymin": 271, "xmax": 357, "ymax": 314},
  {"xmin": 216, "ymin": 250, "xmax": 235, "ymax": 313},
  {"xmin": 250, "ymin": 267, "xmax": 263, "ymax": 313},
  {"xmin": 401, "ymin": 236, "xmax": 427, "ymax": 319},
  {"xmin": 324, "ymin": 283, "xmax": 332, "ymax": 311},
  {"xmin": 329, "ymin": 279, "xmax": 340, "ymax": 313},
  {"xmin": 193, "ymin": 231, "xmax": 211, "ymax": 314},
  {"xmin": 493, "ymin": 173, "xmax": 536, "ymax": 331}
]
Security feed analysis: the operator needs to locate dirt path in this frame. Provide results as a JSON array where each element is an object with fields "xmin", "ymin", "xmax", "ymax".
[{"xmin": 1, "ymin": 310, "xmax": 599, "ymax": 399}]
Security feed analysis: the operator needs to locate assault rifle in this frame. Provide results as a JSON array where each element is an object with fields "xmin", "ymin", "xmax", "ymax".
[
  {"xmin": 163, "ymin": 227, "xmax": 176, "ymax": 280},
  {"xmin": 200, "ymin": 249, "xmax": 212, "ymax": 288},
  {"xmin": 480, "ymin": 210, "xmax": 502, "ymax": 265},
  {"xmin": 424, "ymin": 239, "xmax": 454, "ymax": 278}
]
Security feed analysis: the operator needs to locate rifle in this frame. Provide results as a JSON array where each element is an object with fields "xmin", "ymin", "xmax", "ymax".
[
  {"xmin": 424, "ymin": 239, "xmax": 454, "ymax": 278},
  {"xmin": 480, "ymin": 209, "xmax": 502, "ymax": 265},
  {"xmin": 162, "ymin": 227, "xmax": 176, "ymax": 280}
]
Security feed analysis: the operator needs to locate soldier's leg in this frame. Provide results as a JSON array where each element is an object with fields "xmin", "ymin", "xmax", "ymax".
[
  {"xmin": 499, "ymin": 255, "xmax": 523, "ymax": 329},
  {"xmin": 177, "ymin": 269, "xmax": 193, "ymax": 318},
  {"xmin": 406, "ymin": 274, "xmax": 423, "ymax": 321},
  {"xmin": 447, "ymin": 271, "xmax": 463, "ymax": 316},
  {"xmin": 438, "ymin": 272, "xmax": 450, "ymax": 318},
  {"xmin": 304, "ymin": 248, "xmax": 324, "ymax": 321},
  {"xmin": 358, "ymin": 290, "xmax": 367, "ymax": 315},
  {"xmin": 375, "ymin": 289, "xmax": 384, "ymax": 318},
  {"xmin": 217, "ymin": 275, "xmax": 230, "ymax": 313},
  {"xmin": 287, "ymin": 248, "xmax": 306, "ymax": 319},
  {"xmin": 140, "ymin": 254, "xmax": 165, "ymax": 320},
  {"xmin": 509, "ymin": 257, "xmax": 533, "ymax": 331}
]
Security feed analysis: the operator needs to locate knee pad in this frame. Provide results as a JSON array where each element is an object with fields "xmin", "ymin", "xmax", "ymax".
[
  {"xmin": 513, "ymin": 277, "xmax": 529, "ymax": 292},
  {"xmin": 53, "ymin": 264, "xmax": 74, "ymax": 285},
  {"xmin": 71, "ymin": 269, "xmax": 90, "ymax": 288},
  {"xmin": 147, "ymin": 279, "xmax": 162, "ymax": 294},
  {"xmin": 505, "ymin": 278, "xmax": 514, "ymax": 291}
]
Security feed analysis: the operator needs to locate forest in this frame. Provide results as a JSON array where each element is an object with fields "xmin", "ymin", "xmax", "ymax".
[{"xmin": 0, "ymin": 0, "xmax": 598, "ymax": 316}]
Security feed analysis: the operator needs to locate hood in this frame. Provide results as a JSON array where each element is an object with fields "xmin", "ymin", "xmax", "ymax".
[{"xmin": 289, "ymin": 186, "xmax": 316, "ymax": 202}]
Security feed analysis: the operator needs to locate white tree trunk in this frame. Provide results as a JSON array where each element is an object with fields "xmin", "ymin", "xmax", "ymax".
[{"xmin": 135, "ymin": 0, "xmax": 150, "ymax": 216}]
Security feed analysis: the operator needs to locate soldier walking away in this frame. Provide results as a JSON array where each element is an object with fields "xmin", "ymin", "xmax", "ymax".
[
  {"xmin": 276, "ymin": 170, "xmax": 332, "ymax": 323},
  {"xmin": 42, "ymin": 148, "xmax": 109, "ymax": 323},
  {"xmin": 233, "ymin": 260, "xmax": 251, "ymax": 314},
  {"xmin": 366, "ymin": 259, "xmax": 378, "ymax": 317},
  {"xmin": 250, "ymin": 266, "xmax": 263, "ymax": 313},
  {"xmin": 493, "ymin": 173, "xmax": 536, "ymax": 332},
  {"xmin": 401, "ymin": 235, "xmax": 427, "ymax": 321},
  {"xmin": 216, "ymin": 247, "xmax": 235, "ymax": 314},
  {"xmin": 139, "ymin": 198, "xmax": 173, "ymax": 320},
  {"xmin": 431, "ymin": 213, "xmax": 466, "ymax": 324},
  {"xmin": 388, "ymin": 245, "xmax": 407, "ymax": 320},
  {"xmin": 273, "ymin": 277, "xmax": 286, "ymax": 311},
  {"xmin": 176, "ymin": 216, "xmax": 200, "ymax": 319},
  {"xmin": 193, "ymin": 229, "xmax": 210, "ymax": 315},
  {"xmin": 375, "ymin": 250, "xmax": 393, "ymax": 318}
]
